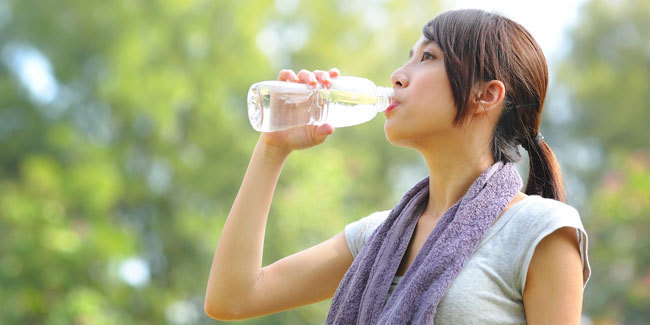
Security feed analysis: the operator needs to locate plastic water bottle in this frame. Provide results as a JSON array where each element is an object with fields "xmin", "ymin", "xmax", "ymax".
[{"xmin": 247, "ymin": 76, "xmax": 395, "ymax": 132}]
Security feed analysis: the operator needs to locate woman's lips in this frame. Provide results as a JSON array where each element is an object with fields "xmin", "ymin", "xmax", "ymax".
[{"xmin": 384, "ymin": 102, "xmax": 400, "ymax": 115}]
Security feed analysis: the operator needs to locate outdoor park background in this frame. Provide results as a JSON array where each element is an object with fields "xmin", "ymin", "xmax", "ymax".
[{"xmin": 1, "ymin": 0, "xmax": 648, "ymax": 324}]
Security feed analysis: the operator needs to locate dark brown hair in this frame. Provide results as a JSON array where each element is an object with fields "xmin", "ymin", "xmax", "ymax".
[{"xmin": 423, "ymin": 9, "xmax": 565, "ymax": 202}]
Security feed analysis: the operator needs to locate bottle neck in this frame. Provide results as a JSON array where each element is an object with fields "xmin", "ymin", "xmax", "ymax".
[{"xmin": 376, "ymin": 87, "xmax": 395, "ymax": 112}]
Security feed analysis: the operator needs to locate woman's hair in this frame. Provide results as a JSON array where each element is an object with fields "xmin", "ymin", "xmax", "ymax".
[{"xmin": 423, "ymin": 9, "xmax": 565, "ymax": 202}]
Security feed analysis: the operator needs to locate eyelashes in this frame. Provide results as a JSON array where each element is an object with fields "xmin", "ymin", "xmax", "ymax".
[
  {"xmin": 420, "ymin": 51, "xmax": 435, "ymax": 62},
  {"xmin": 408, "ymin": 49, "xmax": 439, "ymax": 62}
]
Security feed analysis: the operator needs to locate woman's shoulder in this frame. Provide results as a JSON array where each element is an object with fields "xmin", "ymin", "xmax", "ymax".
[
  {"xmin": 498, "ymin": 195, "xmax": 591, "ymax": 289},
  {"xmin": 482, "ymin": 195, "xmax": 584, "ymax": 248},
  {"xmin": 509, "ymin": 195, "xmax": 584, "ymax": 231},
  {"xmin": 344, "ymin": 210, "xmax": 391, "ymax": 258}
]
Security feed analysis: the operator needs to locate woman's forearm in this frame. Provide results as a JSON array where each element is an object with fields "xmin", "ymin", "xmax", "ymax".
[{"xmin": 205, "ymin": 139, "xmax": 290, "ymax": 313}]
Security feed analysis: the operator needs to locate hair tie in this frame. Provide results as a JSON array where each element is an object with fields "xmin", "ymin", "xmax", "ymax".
[
  {"xmin": 534, "ymin": 132, "xmax": 544, "ymax": 143},
  {"xmin": 513, "ymin": 103, "xmax": 540, "ymax": 109}
]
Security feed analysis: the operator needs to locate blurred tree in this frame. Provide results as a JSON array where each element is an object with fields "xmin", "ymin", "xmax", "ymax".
[
  {"xmin": 584, "ymin": 152, "xmax": 650, "ymax": 324},
  {"xmin": 557, "ymin": 0, "xmax": 650, "ymax": 323},
  {"xmin": 557, "ymin": 0, "xmax": 650, "ymax": 188},
  {"xmin": 0, "ymin": 0, "xmax": 440, "ymax": 323}
]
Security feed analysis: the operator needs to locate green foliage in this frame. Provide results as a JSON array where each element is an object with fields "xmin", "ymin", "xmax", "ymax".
[
  {"xmin": 583, "ymin": 152, "xmax": 650, "ymax": 324},
  {"xmin": 0, "ymin": 0, "xmax": 439, "ymax": 323},
  {"xmin": 558, "ymin": 0, "xmax": 650, "ymax": 152},
  {"xmin": 7, "ymin": 0, "xmax": 646, "ymax": 322},
  {"xmin": 557, "ymin": 0, "xmax": 650, "ymax": 322}
]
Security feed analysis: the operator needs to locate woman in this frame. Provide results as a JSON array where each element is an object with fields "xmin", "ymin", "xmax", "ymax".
[{"xmin": 205, "ymin": 9, "xmax": 590, "ymax": 324}]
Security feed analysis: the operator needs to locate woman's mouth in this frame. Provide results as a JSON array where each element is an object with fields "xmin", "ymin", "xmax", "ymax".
[{"xmin": 384, "ymin": 102, "xmax": 400, "ymax": 115}]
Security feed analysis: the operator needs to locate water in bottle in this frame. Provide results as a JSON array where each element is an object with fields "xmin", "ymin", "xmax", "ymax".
[{"xmin": 247, "ymin": 76, "xmax": 394, "ymax": 132}]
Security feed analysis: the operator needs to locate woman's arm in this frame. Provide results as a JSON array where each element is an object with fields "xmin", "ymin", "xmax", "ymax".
[
  {"xmin": 523, "ymin": 226, "xmax": 584, "ymax": 324},
  {"xmin": 204, "ymin": 69, "xmax": 353, "ymax": 320},
  {"xmin": 204, "ymin": 138, "xmax": 353, "ymax": 320}
]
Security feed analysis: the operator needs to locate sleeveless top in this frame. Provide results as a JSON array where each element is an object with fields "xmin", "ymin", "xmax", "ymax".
[{"xmin": 344, "ymin": 195, "xmax": 591, "ymax": 324}]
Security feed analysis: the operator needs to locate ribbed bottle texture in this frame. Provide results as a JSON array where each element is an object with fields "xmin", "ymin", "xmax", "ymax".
[{"xmin": 247, "ymin": 76, "xmax": 394, "ymax": 132}]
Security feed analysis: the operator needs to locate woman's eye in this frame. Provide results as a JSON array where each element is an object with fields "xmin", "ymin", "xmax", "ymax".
[{"xmin": 420, "ymin": 52, "xmax": 434, "ymax": 62}]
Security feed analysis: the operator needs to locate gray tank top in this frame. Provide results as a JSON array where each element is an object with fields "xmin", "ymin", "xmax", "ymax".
[{"xmin": 344, "ymin": 195, "xmax": 591, "ymax": 324}]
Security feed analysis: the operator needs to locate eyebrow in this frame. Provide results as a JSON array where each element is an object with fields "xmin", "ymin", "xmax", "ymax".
[{"xmin": 408, "ymin": 39, "xmax": 433, "ymax": 59}]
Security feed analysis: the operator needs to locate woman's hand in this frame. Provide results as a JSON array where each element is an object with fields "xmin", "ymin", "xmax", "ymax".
[{"xmin": 259, "ymin": 68, "xmax": 340, "ymax": 154}]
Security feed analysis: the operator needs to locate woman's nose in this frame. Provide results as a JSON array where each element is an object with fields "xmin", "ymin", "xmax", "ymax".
[{"xmin": 390, "ymin": 69, "xmax": 408, "ymax": 88}]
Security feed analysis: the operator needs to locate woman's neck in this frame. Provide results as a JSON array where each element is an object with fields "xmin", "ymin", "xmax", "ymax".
[{"xmin": 419, "ymin": 139, "xmax": 495, "ymax": 219}]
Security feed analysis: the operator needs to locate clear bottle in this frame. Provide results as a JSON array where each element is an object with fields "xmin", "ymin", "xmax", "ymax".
[{"xmin": 247, "ymin": 76, "xmax": 394, "ymax": 132}]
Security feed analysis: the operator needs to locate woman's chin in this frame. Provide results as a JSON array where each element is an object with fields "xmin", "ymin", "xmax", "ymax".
[{"xmin": 384, "ymin": 123, "xmax": 410, "ymax": 147}]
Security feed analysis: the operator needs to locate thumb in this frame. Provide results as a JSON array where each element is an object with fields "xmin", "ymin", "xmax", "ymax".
[{"xmin": 313, "ymin": 123, "xmax": 335, "ymax": 143}]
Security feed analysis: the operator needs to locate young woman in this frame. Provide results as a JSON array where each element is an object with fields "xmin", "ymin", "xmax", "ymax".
[{"xmin": 205, "ymin": 9, "xmax": 590, "ymax": 324}]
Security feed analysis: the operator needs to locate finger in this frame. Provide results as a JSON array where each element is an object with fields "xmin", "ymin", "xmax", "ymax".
[
  {"xmin": 278, "ymin": 69, "xmax": 299, "ymax": 82},
  {"xmin": 328, "ymin": 68, "xmax": 341, "ymax": 79},
  {"xmin": 297, "ymin": 69, "xmax": 318, "ymax": 86},
  {"xmin": 314, "ymin": 70, "xmax": 332, "ymax": 88}
]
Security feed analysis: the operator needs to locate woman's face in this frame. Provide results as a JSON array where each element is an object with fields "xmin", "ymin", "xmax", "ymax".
[{"xmin": 384, "ymin": 37, "xmax": 458, "ymax": 148}]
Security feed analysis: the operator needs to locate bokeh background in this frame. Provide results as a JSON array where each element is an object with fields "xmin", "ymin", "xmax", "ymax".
[{"xmin": 1, "ymin": 0, "xmax": 648, "ymax": 324}]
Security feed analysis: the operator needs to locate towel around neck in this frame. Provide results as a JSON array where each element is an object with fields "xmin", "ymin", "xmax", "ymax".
[{"xmin": 327, "ymin": 161, "xmax": 523, "ymax": 324}]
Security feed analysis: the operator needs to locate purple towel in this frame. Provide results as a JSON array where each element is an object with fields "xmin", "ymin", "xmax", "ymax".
[{"xmin": 327, "ymin": 162, "xmax": 522, "ymax": 324}]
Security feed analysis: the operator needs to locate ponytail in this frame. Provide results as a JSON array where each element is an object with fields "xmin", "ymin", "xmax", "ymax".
[{"xmin": 522, "ymin": 133, "xmax": 566, "ymax": 202}]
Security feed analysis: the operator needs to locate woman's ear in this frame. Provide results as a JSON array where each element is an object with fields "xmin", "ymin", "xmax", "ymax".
[{"xmin": 470, "ymin": 80, "xmax": 506, "ymax": 116}]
